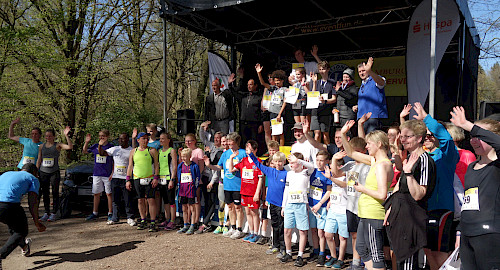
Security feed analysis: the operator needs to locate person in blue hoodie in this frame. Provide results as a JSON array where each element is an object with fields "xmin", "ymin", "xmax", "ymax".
[{"xmin": 410, "ymin": 102, "xmax": 459, "ymax": 270}]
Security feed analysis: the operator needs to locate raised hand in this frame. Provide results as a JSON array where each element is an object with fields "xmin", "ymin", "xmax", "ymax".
[
  {"xmin": 403, "ymin": 152, "xmax": 419, "ymax": 173},
  {"xmin": 412, "ymin": 102, "xmax": 427, "ymax": 121},
  {"xmin": 363, "ymin": 57, "xmax": 374, "ymax": 73},
  {"xmin": 85, "ymin": 133, "xmax": 91, "ymax": 143},
  {"xmin": 230, "ymin": 150, "xmax": 238, "ymax": 159},
  {"xmin": 341, "ymin": 120, "xmax": 355, "ymax": 134},
  {"xmin": 335, "ymin": 81, "xmax": 341, "ymax": 91},
  {"xmin": 255, "ymin": 63, "xmax": 263, "ymax": 73},
  {"xmin": 63, "ymin": 126, "xmax": 71, "ymax": 136},
  {"xmin": 400, "ymin": 104, "xmax": 412, "ymax": 119},
  {"xmin": 358, "ymin": 112, "xmax": 372, "ymax": 126},
  {"xmin": 321, "ymin": 165, "xmax": 332, "ymax": 179},
  {"xmin": 228, "ymin": 73, "xmax": 236, "ymax": 84},
  {"xmin": 311, "ymin": 45, "xmax": 319, "ymax": 57},
  {"xmin": 450, "ymin": 106, "xmax": 473, "ymax": 132},
  {"xmin": 132, "ymin": 128, "xmax": 138, "ymax": 139},
  {"xmin": 11, "ymin": 117, "xmax": 20, "ymax": 125},
  {"xmin": 332, "ymin": 150, "xmax": 347, "ymax": 160},
  {"xmin": 287, "ymin": 153, "xmax": 298, "ymax": 164}
]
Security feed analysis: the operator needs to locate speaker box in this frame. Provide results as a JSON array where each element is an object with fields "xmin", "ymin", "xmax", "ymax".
[
  {"xmin": 177, "ymin": 109, "xmax": 195, "ymax": 136},
  {"xmin": 479, "ymin": 101, "xmax": 500, "ymax": 120}
]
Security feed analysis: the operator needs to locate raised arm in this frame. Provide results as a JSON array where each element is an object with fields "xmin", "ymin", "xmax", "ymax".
[
  {"xmin": 357, "ymin": 112, "xmax": 371, "ymax": 139},
  {"xmin": 227, "ymin": 150, "xmax": 239, "ymax": 173},
  {"xmin": 364, "ymin": 57, "xmax": 385, "ymax": 87},
  {"xmin": 82, "ymin": 133, "xmax": 91, "ymax": 154},
  {"xmin": 8, "ymin": 117, "xmax": 21, "ymax": 142},
  {"xmin": 330, "ymin": 151, "xmax": 347, "ymax": 178},
  {"xmin": 249, "ymin": 152, "xmax": 277, "ymax": 177},
  {"xmin": 199, "ymin": 121, "xmax": 214, "ymax": 149},
  {"xmin": 341, "ymin": 121, "xmax": 371, "ymax": 165},
  {"xmin": 310, "ymin": 45, "xmax": 322, "ymax": 63},
  {"xmin": 256, "ymin": 63, "xmax": 271, "ymax": 89},
  {"xmin": 131, "ymin": 128, "xmax": 137, "ymax": 148},
  {"xmin": 302, "ymin": 120, "xmax": 327, "ymax": 151},
  {"xmin": 399, "ymin": 104, "xmax": 412, "ymax": 124},
  {"xmin": 58, "ymin": 126, "xmax": 73, "ymax": 150}
]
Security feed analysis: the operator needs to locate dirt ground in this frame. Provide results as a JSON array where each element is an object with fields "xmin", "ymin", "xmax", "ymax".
[{"xmin": 1, "ymin": 206, "xmax": 353, "ymax": 270}]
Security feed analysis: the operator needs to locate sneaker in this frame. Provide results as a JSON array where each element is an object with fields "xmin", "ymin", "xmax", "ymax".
[
  {"xmin": 177, "ymin": 226, "xmax": 189, "ymax": 234},
  {"xmin": 159, "ymin": 221, "xmax": 169, "ymax": 228},
  {"xmin": 149, "ymin": 223, "xmax": 158, "ymax": 232},
  {"xmin": 223, "ymin": 228, "xmax": 234, "ymax": 237},
  {"xmin": 185, "ymin": 226, "xmax": 195, "ymax": 235},
  {"xmin": 266, "ymin": 247, "xmax": 279, "ymax": 255},
  {"xmin": 248, "ymin": 235, "xmax": 260, "ymax": 243},
  {"xmin": 242, "ymin": 233, "xmax": 254, "ymax": 242},
  {"xmin": 276, "ymin": 250, "xmax": 286, "ymax": 259},
  {"xmin": 324, "ymin": 257, "xmax": 338, "ymax": 268},
  {"xmin": 332, "ymin": 259, "xmax": 345, "ymax": 269},
  {"xmin": 137, "ymin": 221, "xmax": 147, "ymax": 230},
  {"xmin": 316, "ymin": 254, "xmax": 326, "ymax": 267},
  {"xmin": 39, "ymin": 213, "xmax": 49, "ymax": 222},
  {"xmin": 294, "ymin": 256, "xmax": 306, "ymax": 267},
  {"xmin": 165, "ymin": 221, "xmax": 176, "ymax": 230},
  {"xmin": 221, "ymin": 226, "xmax": 229, "ymax": 234},
  {"xmin": 21, "ymin": 238, "xmax": 32, "ymax": 257},
  {"xmin": 256, "ymin": 236, "xmax": 270, "ymax": 245},
  {"xmin": 47, "ymin": 213, "xmax": 57, "ymax": 222},
  {"xmin": 106, "ymin": 220, "xmax": 115, "ymax": 225},
  {"xmin": 213, "ymin": 226, "xmax": 223, "ymax": 234},
  {"xmin": 194, "ymin": 224, "xmax": 205, "ymax": 234},
  {"xmin": 308, "ymin": 252, "xmax": 319, "ymax": 262},
  {"xmin": 107, "ymin": 214, "xmax": 113, "ymax": 222},
  {"xmin": 204, "ymin": 224, "xmax": 215, "ymax": 233},
  {"xmin": 127, "ymin": 218, "xmax": 137, "ymax": 226},
  {"xmin": 348, "ymin": 264, "xmax": 364, "ymax": 270},
  {"xmin": 280, "ymin": 253, "xmax": 292, "ymax": 263},
  {"xmin": 85, "ymin": 213, "xmax": 98, "ymax": 221},
  {"xmin": 230, "ymin": 230, "xmax": 244, "ymax": 240}
]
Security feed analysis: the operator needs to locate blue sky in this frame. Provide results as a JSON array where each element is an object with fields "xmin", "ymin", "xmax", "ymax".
[{"xmin": 468, "ymin": 0, "xmax": 499, "ymax": 71}]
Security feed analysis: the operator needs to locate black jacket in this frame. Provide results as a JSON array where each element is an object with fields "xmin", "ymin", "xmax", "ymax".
[{"xmin": 204, "ymin": 90, "xmax": 235, "ymax": 122}]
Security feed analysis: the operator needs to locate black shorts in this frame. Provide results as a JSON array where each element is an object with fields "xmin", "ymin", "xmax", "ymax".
[
  {"xmin": 262, "ymin": 111, "xmax": 270, "ymax": 122},
  {"xmin": 292, "ymin": 107, "xmax": 311, "ymax": 117},
  {"xmin": 224, "ymin": 190, "xmax": 241, "ymax": 205},
  {"xmin": 269, "ymin": 112, "xmax": 279, "ymax": 120},
  {"xmin": 346, "ymin": 210, "xmax": 360, "ymax": 233},
  {"xmin": 310, "ymin": 115, "xmax": 332, "ymax": 132},
  {"xmin": 426, "ymin": 209, "xmax": 455, "ymax": 252},
  {"xmin": 158, "ymin": 182, "xmax": 176, "ymax": 205},
  {"xmin": 133, "ymin": 179, "xmax": 156, "ymax": 199},
  {"xmin": 179, "ymin": 196, "xmax": 196, "ymax": 205}
]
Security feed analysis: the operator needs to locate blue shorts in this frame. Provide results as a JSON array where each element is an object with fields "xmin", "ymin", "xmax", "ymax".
[
  {"xmin": 308, "ymin": 207, "xmax": 328, "ymax": 230},
  {"xmin": 284, "ymin": 203, "xmax": 309, "ymax": 231},
  {"xmin": 324, "ymin": 210, "xmax": 349, "ymax": 238}
]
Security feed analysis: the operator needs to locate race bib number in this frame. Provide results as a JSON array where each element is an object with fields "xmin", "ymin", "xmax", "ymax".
[
  {"xmin": 242, "ymin": 168, "xmax": 254, "ymax": 179},
  {"xmin": 114, "ymin": 165, "xmax": 126, "ymax": 176},
  {"xmin": 289, "ymin": 190, "xmax": 306, "ymax": 203},
  {"xmin": 159, "ymin": 175, "xmax": 169, "ymax": 185},
  {"xmin": 271, "ymin": 94, "xmax": 282, "ymax": 104},
  {"xmin": 330, "ymin": 189, "xmax": 343, "ymax": 205},
  {"xmin": 347, "ymin": 180, "xmax": 356, "ymax": 196},
  {"xmin": 42, "ymin": 158, "xmax": 54, "ymax": 168},
  {"xmin": 139, "ymin": 178, "xmax": 151, "ymax": 185},
  {"xmin": 96, "ymin": 154, "xmax": 106, "ymax": 164},
  {"xmin": 23, "ymin": 156, "xmax": 35, "ymax": 165},
  {"xmin": 462, "ymin": 187, "xmax": 479, "ymax": 211},
  {"xmin": 181, "ymin": 173, "xmax": 193, "ymax": 183},
  {"xmin": 309, "ymin": 187, "xmax": 323, "ymax": 201}
]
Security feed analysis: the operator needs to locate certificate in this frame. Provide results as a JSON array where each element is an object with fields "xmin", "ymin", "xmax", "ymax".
[
  {"xmin": 306, "ymin": 91, "xmax": 320, "ymax": 109},
  {"xmin": 270, "ymin": 118, "xmax": 284, "ymax": 135}
]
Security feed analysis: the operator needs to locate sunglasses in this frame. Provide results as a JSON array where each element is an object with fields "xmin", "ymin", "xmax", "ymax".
[{"xmin": 425, "ymin": 134, "xmax": 434, "ymax": 140}]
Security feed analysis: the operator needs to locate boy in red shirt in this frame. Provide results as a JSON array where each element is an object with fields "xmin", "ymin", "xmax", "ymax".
[{"xmin": 228, "ymin": 140, "xmax": 263, "ymax": 243}]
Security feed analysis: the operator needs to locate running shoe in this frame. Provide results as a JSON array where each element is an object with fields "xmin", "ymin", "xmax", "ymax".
[
  {"xmin": 39, "ymin": 213, "xmax": 49, "ymax": 222},
  {"xmin": 149, "ymin": 223, "xmax": 158, "ymax": 232},
  {"xmin": 21, "ymin": 238, "xmax": 32, "ymax": 257},
  {"xmin": 185, "ymin": 226, "xmax": 195, "ymax": 235},
  {"xmin": 223, "ymin": 228, "xmax": 234, "ymax": 237},
  {"xmin": 47, "ymin": 213, "xmax": 57, "ymax": 222},
  {"xmin": 221, "ymin": 226, "xmax": 229, "ymax": 234},
  {"xmin": 204, "ymin": 224, "xmax": 215, "ymax": 232},
  {"xmin": 213, "ymin": 226, "xmax": 223, "ymax": 234},
  {"xmin": 85, "ymin": 213, "xmax": 98, "ymax": 221},
  {"xmin": 107, "ymin": 213, "xmax": 113, "ymax": 222},
  {"xmin": 177, "ymin": 226, "xmax": 189, "ymax": 234},
  {"xmin": 242, "ymin": 233, "xmax": 254, "ymax": 242},
  {"xmin": 266, "ymin": 247, "xmax": 279, "ymax": 255},
  {"xmin": 194, "ymin": 224, "xmax": 205, "ymax": 234},
  {"xmin": 165, "ymin": 221, "xmax": 176, "ymax": 230},
  {"xmin": 127, "ymin": 218, "xmax": 137, "ymax": 226},
  {"xmin": 159, "ymin": 221, "xmax": 168, "ymax": 228},
  {"xmin": 332, "ymin": 259, "xmax": 345, "ymax": 269},
  {"xmin": 106, "ymin": 220, "xmax": 115, "ymax": 225},
  {"xmin": 248, "ymin": 235, "xmax": 260, "ymax": 243},
  {"xmin": 308, "ymin": 252, "xmax": 319, "ymax": 262},
  {"xmin": 137, "ymin": 221, "xmax": 147, "ymax": 230},
  {"xmin": 256, "ymin": 236, "xmax": 270, "ymax": 245},
  {"xmin": 276, "ymin": 250, "xmax": 286, "ymax": 259},
  {"xmin": 324, "ymin": 257, "xmax": 338, "ymax": 268},
  {"xmin": 280, "ymin": 253, "xmax": 292, "ymax": 263},
  {"xmin": 294, "ymin": 256, "xmax": 306, "ymax": 267},
  {"xmin": 348, "ymin": 264, "xmax": 364, "ymax": 270},
  {"xmin": 316, "ymin": 254, "xmax": 326, "ymax": 267},
  {"xmin": 230, "ymin": 230, "xmax": 245, "ymax": 240}
]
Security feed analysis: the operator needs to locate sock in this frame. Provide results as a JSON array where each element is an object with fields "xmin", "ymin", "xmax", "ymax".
[
  {"xmin": 237, "ymin": 227, "xmax": 242, "ymax": 232},
  {"xmin": 190, "ymin": 224, "xmax": 195, "ymax": 227},
  {"xmin": 319, "ymin": 251, "xmax": 325, "ymax": 256},
  {"xmin": 249, "ymin": 230, "xmax": 254, "ymax": 235},
  {"xmin": 313, "ymin": 248, "xmax": 320, "ymax": 255},
  {"xmin": 93, "ymin": 212, "xmax": 98, "ymax": 216},
  {"xmin": 231, "ymin": 225, "xmax": 236, "ymax": 230},
  {"xmin": 108, "ymin": 212, "xmax": 112, "ymax": 215},
  {"xmin": 184, "ymin": 223, "xmax": 189, "ymax": 228},
  {"xmin": 150, "ymin": 220, "xmax": 155, "ymax": 224},
  {"xmin": 286, "ymin": 250, "xmax": 292, "ymax": 256},
  {"xmin": 298, "ymin": 251, "xmax": 303, "ymax": 257},
  {"xmin": 352, "ymin": 259, "xmax": 361, "ymax": 266},
  {"xmin": 261, "ymin": 230, "xmax": 266, "ymax": 236}
]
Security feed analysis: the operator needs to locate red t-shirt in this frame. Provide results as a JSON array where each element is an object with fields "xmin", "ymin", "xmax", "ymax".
[
  {"xmin": 235, "ymin": 157, "xmax": 263, "ymax": 196},
  {"xmin": 456, "ymin": 149, "xmax": 476, "ymax": 187}
]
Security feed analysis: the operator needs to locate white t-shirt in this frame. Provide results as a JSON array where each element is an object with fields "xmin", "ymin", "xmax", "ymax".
[
  {"xmin": 329, "ymin": 176, "xmax": 348, "ymax": 214},
  {"xmin": 282, "ymin": 163, "xmax": 314, "ymax": 207},
  {"xmin": 106, "ymin": 146, "xmax": 133, "ymax": 179},
  {"xmin": 291, "ymin": 140, "xmax": 318, "ymax": 164}
]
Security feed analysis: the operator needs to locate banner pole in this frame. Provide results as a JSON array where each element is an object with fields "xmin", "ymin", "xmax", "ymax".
[{"xmin": 429, "ymin": 0, "xmax": 437, "ymax": 117}]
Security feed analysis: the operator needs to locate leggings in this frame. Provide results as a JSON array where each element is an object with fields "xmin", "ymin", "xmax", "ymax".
[{"xmin": 39, "ymin": 171, "xmax": 61, "ymax": 214}]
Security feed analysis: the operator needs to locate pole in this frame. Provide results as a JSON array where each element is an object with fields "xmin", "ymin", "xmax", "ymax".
[
  {"xmin": 429, "ymin": 0, "xmax": 437, "ymax": 117},
  {"xmin": 162, "ymin": 13, "xmax": 168, "ymax": 129}
]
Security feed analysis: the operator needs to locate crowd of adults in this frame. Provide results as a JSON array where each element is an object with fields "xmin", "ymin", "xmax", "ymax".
[{"xmin": 1, "ymin": 46, "xmax": 499, "ymax": 270}]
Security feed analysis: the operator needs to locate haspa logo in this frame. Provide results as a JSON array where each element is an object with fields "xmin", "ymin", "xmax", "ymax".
[{"xmin": 412, "ymin": 20, "xmax": 454, "ymax": 33}]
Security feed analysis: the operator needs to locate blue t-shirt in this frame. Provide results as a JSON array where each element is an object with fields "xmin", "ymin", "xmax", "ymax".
[
  {"xmin": 17, "ymin": 137, "xmax": 43, "ymax": 169},
  {"xmin": 217, "ymin": 149, "xmax": 246, "ymax": 191},
  {"xmin": 148, "ymin": 139, "xmax": 161, "ymax": 150},
  {"xmin": 249, "ymin": 153, "xmax": 287, "ymax": 207},
  {"xmin": 357, "ymin": 76, "xmax": 388, "ymax": 119},
  {"xmin": 309, "ymin": 169, "xmax": 332, "ymax": 207},
  {"xmin": 88, "ymin": 143, "xmax": 114, "ymax": 177},
  {"xmin": 0, "ymin": 171, "xmax": 40, "ymax": 203}
]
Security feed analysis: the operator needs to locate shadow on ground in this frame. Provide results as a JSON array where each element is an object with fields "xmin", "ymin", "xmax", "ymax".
[{"xmin": 28, "ymin": 240, "xmax": 144, "ymax": 269}]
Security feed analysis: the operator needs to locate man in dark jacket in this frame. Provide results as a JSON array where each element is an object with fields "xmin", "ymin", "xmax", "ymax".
[
  {"xmin": 335, "ymin": 68, "xmax": 358, "ymax": 127},
  {"xmin": 204, "ymin": 79, "xmax": 234, "ymax": 134}
]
